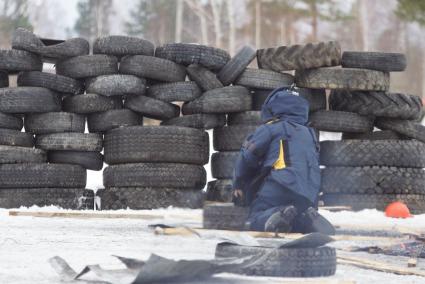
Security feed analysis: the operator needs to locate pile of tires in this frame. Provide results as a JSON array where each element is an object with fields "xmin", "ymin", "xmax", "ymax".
[{"xmin": 0, "ymin": 28, "xmax": 97, "ymax": 209}]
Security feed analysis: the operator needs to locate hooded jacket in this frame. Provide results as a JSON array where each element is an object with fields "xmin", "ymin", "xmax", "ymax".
[{"xmin": 232, "ymin": 87, "xmax": 320, "ymax": 204}]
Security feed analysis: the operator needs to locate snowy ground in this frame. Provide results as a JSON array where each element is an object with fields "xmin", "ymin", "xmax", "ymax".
[{"xmin": 1, "ymin": 207, "xmax": 425, "ymax": 284}]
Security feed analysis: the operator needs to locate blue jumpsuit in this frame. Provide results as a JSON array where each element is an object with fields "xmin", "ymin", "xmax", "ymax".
[{"xmin": 232, "ymin": 88, "xmax": 321, "ymax": 231}]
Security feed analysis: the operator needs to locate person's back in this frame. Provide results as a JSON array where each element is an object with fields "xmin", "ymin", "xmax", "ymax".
[{"xmin": 232, "ymin": 87, "xmax": 334, "ymax": 234}]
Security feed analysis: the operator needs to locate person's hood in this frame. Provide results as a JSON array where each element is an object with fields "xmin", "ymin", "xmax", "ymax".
[{"xmin": 261, "ymin": 87, "xmax": 309, "ymax": 125}]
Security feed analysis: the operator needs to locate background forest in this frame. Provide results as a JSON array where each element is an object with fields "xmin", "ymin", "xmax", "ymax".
[{"xmin": 0, "ymin": 0, "xmax": 424, "ymax": 96}]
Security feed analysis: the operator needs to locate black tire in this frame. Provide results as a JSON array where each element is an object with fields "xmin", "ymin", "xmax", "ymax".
[
  {"xmin": 217, "ymin": 46, "xmax": 256, "ymax": 85},
  {"xmin": 0, "ymin": 87, "xmax": 61, "ymax": 114},
  {"xmin": 211, "ymin": 151, "xmax": 239, "ymax": 179},
  {"xmin": 309, "ymin": 110, "xmax": 373, "ymax": 133},
  {"xmin": 295, "ymin": 68, "xmax": 390, "ymax": 91},
  {"xmin": 56, "ymin": 55, "xmax": 118, "ymax": 79},
  {"xmin": 63, "ymin": 93, "xmax": 122, "ymax": 114},
  {"xmin": 322, "ymin": 193, "xmax": 425, "ymax": 214},
  {"xmin": 155, "ymin": 43, "xmax": 230, "ymax": 70},
  {"xmin": 161, "ymin": 114, "xmax": 226, "ymax": 130},
  {"xmin": 87, "ymin": 109, "xmax": 142, "ymax": 133},
  {"xmin": 320, "ymin": 140, "xmax": 425, "ymax": 168},
  {"xmin": 215, "ymin": 243, "xmax": 336, "ymax": 277},
  {"xmin": 329, "ymin": 90, "xmax": 422, "ymax": 120},
  {"xmin": 25, "ymin": 112, "xmax": 85, "ymax": 134},
  {"xmin": 0, "ymin": 188, "xmax": 92, "ymax": 209},
  {"xmin": 0, "ymin": 145, "xmax": 46, "ymax": 164},
  {"xmin": 48, "ymin": 151, "xmax": 103, "ymax": 171},
  {"xmin": 375, "ymin": 118, "xmax": 425, "ymax": 143},
  {"xmin": 227, "ymin": 111, "xmax": 262, "ymax": 125},
  {"xmin": 182, "ymin": 86, "xmax": 252, "ymax": 115},
  {"xmin": 17, "ymin": 71, "xmax": 84, "ymax": 95},
  {"xmin": 103, "ymin": 163, "xmax": 206, "ymax": 189},
  {"xmin": 12, "ymin": 28, "xmax": 89, "ymax": 61},
  {"xmin": 0, "ymin": 163, "xmax": 86, "ymax": 188},
  {"xmin": 0, "ymin": 112, "xmax": 23, "ymax": 130},
  {"xmin": 85, "ymin": 74, "xmax": 146, "ymax": 97},
  {"xmin": 0, "ymin": 49, "xmax": 42, "ymax": 72},
  {"xmin": 257, "ymin": 41, "xmax": 341, "ymax": 71},
  {"xmin": 206, "ymin": 179, "xmax": 233, "ymax": 202},
  {"xmin": 186, "ymin": 64, "xmax": 223, "ymax": 91},
  {"xmin": 147, "ymin": 81, "xmax": 201, "ymax": 102},
  {"xmin": 119, "ymin": 55, "xmax": 186, "ymax": 82},
  {"xmin": 104, "ymin": 126, "xmax": 209, "ymax": 165},
  {"xmin": 124, "ymin": 95, "xmax": 180, "ymax": 120},
  {"xmin": 321, "ymin": 166, "xmax": 425, "ymax": 195},
  {"xmin": 93, "ymin": 35, "xmax": 154, "ymax": 57},
  {"xmin": 341, "ymin": 130, "xmax": 405, "ymax": 140},
  {"xmin": 252, "ymin": 88, "xmax": 326, "ymax": 112},
  {"xmin": 97, "ymin": 187, "xmax": 204, "ymax": 210},
  {"xmin": 213, "ymin": 125, "xmax": 257, "ymax": 151},
  {"xmin": 234, "ymin": 68, "xmax": 294, "ymax": 90},
  {"xmin": 35, "ymin": 133, "xmax": 103, "ymax": 152},
  {"xmin": 0, "ymin": 70, "xmax": 9, "ymax": 87},
  {"xmin": 342, "ymin": 51, "xmax": 407, "ymax": 72},
  {"xmin": 203, "ymin": 203, "xmax": 249, "ymax": 230},
  {"xmin": 0, "ymin": 129, "xmax": 34, "ymax": 147}
]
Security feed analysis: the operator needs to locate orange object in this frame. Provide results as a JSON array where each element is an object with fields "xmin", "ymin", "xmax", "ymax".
[{"xmin": 385, "ymin": 201, "xmax": 412, "ymax": 218}]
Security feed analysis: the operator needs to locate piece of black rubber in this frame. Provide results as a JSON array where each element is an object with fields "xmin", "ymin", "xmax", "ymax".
[
  {"xmin": 104, "ymin": 126, "xmax": 209, "ymax": 165},
  {"xmin": 309, "ymin": 110, "xmax": 374, "ymax": 133},
  {"xmin": 0, "ymin": 163, "xmax": 86, "ymax": 188},
  {"xmin": 0, "ymin": 188, "xmax": 92, "ymax": 209},
  {"xmin": 375, "ymin": 118, "xmax": 425, "ymax": 143},
  {"xmin": 0, "ymin": 112, "xmax": 23, "ymax": 130},
  {"xmin": 0, "ymin": 87, "xmax": 61, "ymax": 114},
  {"xmin": 103, "ymin": 163, "xmax": 206, "ymax": 189},
  {"xmin": 155, "ymin": 43, "xmax": 230, "ymax": 70},
  {"xmin": 322, "ymin": 193, "xmax": 425, "ymax": 214},
  {"xmin": 17, "ymin": 71, "xmax": 84, "ymax": 95},
  {"xmin": 320, "ymin": 140, "xmax": 425, "ymax": 168},
  {"xmin": 48, "ymin": 151, "xmax": 104, "ymax": 171},
  {"xmin": 120, "ymin": 55, "xmax": 186, "ymax": 82},
  {"xmin": 63, "ymin": 93, "xmax": 122, "ymax": 114},
  {"xmin": 341, "ymin": 51, "xmax": 407, "ymax": 72},
  {"xmin": 161, "ymin": 114, "xmax": 226, "ymax": 130},
  {"xmin": 186, "ymin": 64, "xmax": 223, "ymax": 91},
  {"xmin": 0, "ymin": 129, "xmax": 34, "ymax": 147},
  {"xmin": 182, "ymin": 86, "xmax": 252, "ymax": 115},
  {"xmin": 96, "ymin": 187, "xmax": 204, "ymax": 209},
  {"xmin": 0, "ymin": 145, "xmax": 46, "ymax": 164},
  {"xmin": 203, "ymin": 203, "xmax": 249, "ymax": 230},
  {"xmin": 341, "ymin": 130, "xmax": 405, "ymax": 140},
  {"xmin": 25, "ymin": 112, "xmax": 85, "ymax": 134},
  {"xmin": 321, "ymin": 166, "xmax": 425, "ymax": 195},
  {"xmin": 35, "ymin": 133, "xmax": 103, "ymax": 152},
  {"xmin": 234, "ymin": 68, "xmax": 294, "ymax": 90},
  {"xmin": 211, "ymin": 151, "xmax": 239, "ymax": 179},
  {"xmin": 217, "ymin": 46, "xmax": 256, "ymax": 85},
  {"xmin": 227, "ymin": 111, "xmax": 262, "ymax": 125},
  {"xmin": 213, "ymin": 125, "xmax": 258, "ymax": 151},
  {"xmin": 0, "ymin": 49, "xmax": 42, "ymax": 72},
  {"xmin": 87, "ymin": 109, "xmax": 142, "ymax": 133},
  {"xmin": 215, "ymin": 243, "xmax": 336, "ymax": 277},
  {"xmin": 93, "ymin": 35, "xmax": 155, "ymax": 57},
  {"xmin": 147, "ymin": 81, "xmax": 201, "ymax": 102},
  {"xmin": 85, "ymin": 74, "xmax": 146, "ymax": 97},
  {"xmin": 124, "ymin": 95, "xmax": 180, "ymax": 120},
  {"xmin": 56, "ymin": 55, "xmax": 118, "ymax": 79},
  {"xmin": 206, "ymin": 179, "xmax": 233, "ymax": 202}
]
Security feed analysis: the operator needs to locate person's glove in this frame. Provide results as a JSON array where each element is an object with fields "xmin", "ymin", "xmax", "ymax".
[{"xmin": 232, "ymin": 189, "xmax": 245, "ymax": 207}]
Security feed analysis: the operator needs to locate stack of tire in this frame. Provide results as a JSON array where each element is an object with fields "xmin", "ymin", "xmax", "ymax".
[
  {"xmin": 96, "ymin": 42, "xmax": 221, "ymax": 209},
  {"xmin": 0, "ymin": 28, "xmax": 95, "ymax": 209}
]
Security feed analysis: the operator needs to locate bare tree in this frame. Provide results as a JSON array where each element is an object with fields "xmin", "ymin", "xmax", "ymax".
[
  {"xmin": 210, "ymin": 0, "xmax": 223, "ymax": 47},
  {"xmin": 184, "ymin": 0, "xmax": 210, "ymax": 45},
  {"xmin": 226, "ymin": 0, "xmax": 235, "ymax": 54},
  {"xmin": 255, "ymin": 0, "xmax": 261, "ymax": 48},
  {"xmin": 175, "ymin": 0, "xmax": 184, "ymax": 42}
]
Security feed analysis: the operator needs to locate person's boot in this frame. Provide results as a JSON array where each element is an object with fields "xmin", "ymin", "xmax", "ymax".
[
  {"xmin": 264, "ymin": 205, "xmax": 298, "ymax": 233},
  {"xmin": 294, "ymin": 207, "xmax": 335, "ymax": 235}
]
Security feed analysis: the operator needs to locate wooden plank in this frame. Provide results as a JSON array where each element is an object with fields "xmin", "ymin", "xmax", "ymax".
[
  {"xmin": 338, "ymin": 255, "xmax": 425, "ymax": 277},
  {"xmin": 153, "ymin": 226, "xmax": 401, "ymax": 242},
  {"xmin": 8, "ymin": 210, "xmax": 164, "ymax": 220}
]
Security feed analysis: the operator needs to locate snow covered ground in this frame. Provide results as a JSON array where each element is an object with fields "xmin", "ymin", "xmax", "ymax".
[{"xmin": 1, "ymin": 206, "xmax": 425, "ymax": 284}]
